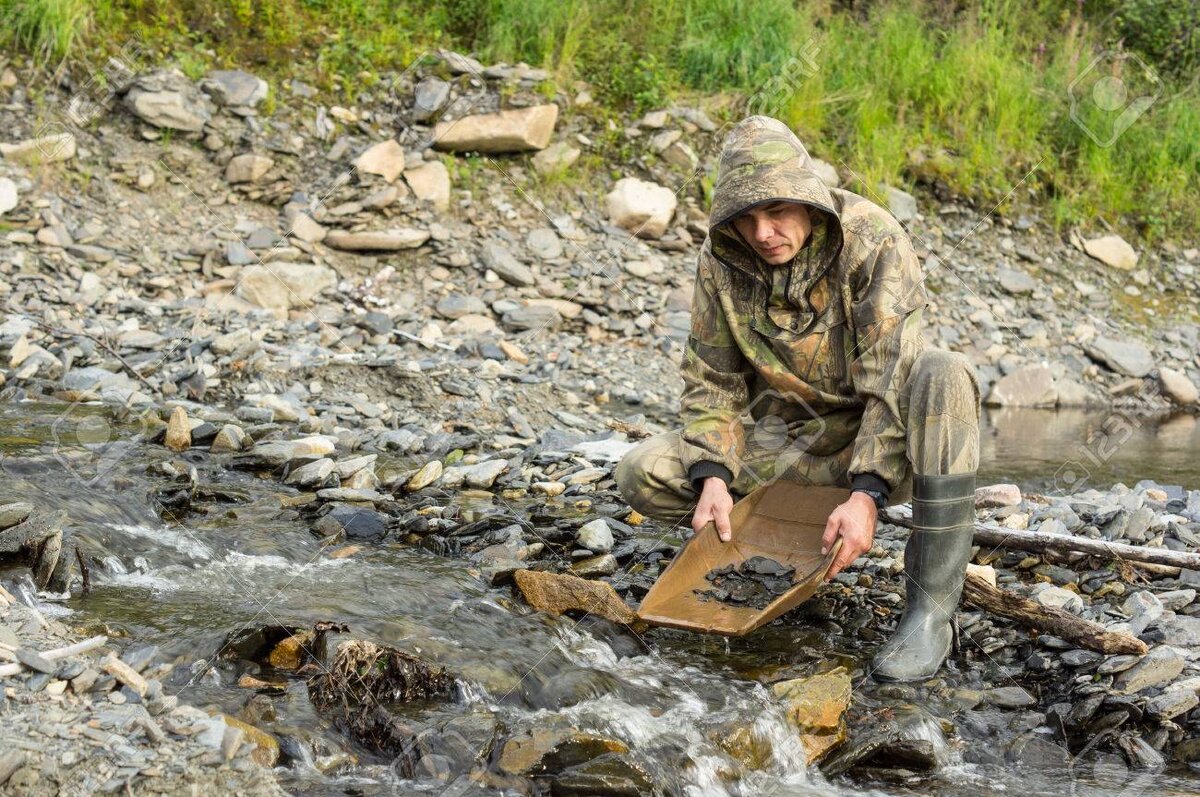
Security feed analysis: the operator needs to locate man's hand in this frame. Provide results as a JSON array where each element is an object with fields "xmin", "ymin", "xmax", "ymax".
[
  {"xmin": 693, "ymin": 477, "xmax": 735, "ymax": 541},
  {"xmin": 821, "ymin": 492, "xmax": 878, "ymax": 581}
]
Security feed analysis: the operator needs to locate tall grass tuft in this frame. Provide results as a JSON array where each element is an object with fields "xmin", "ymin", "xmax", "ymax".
[{"xmin": 1, "ymin": 0, "xmax": 92, "ymax": 63}]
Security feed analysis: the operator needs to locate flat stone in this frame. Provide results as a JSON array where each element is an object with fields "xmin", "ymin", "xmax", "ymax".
[
  {"xmin": 1143, "ymin": 688, "xmax": 1199, "ymax": 720},
  {"xmin": 0, "ymin": 502, "xmax": 33, "ymax": 530},
  {"xmin": 1029, "ymin": 583, "xmax": 1084, "ymax": 613},
  {"xmin": 882, "ymin": 184, "xmax": 918, "ymax": 222},
  {"xmin": 526, "ymin": 228, "xmax": 563, "ymax": 260},
  {"xmin": 405, "ymin": 461, "xmax": 443, "ymax": 491},
  {"xmin": 124, "ymin": 80, "xmax": 211, "ymax": 131},
  {"xmin": 435, "ymin": 294, "xmax": 488, "ymax": 319},
  {"xmin": 513, "ymin": 569, "xmax": 640, "ymax": 627},
  {"xmin": 354, "ymin": 139, "xmax": 406, "ymax": 183},
  {"xmin": 314, "ymin": 506, "xmax": 389, "ymax": 541},
  {"xmin": 433, "ymin": 105, "xmax": 559, "ymax": 153},
  {"xmin": 502, "ymin": 304, "xmax": 561, "ymax": 331},
  {"xmin": 440, "ymin": 459, "xmax": 508, "ymax": 489},
  {"xmin": 324, "ymin": 228, "xmax": 430, "ymax": 251}
]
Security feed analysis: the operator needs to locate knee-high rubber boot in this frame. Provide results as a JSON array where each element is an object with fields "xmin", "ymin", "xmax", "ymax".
[{"xmin": 871, "ymin": 473, "xmax": 976, "ymax": 682}]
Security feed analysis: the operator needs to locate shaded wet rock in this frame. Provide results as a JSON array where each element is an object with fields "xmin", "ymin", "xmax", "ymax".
[
  {"xmin": 985, "ymin": 686, "xmax": 1036, "ymax": 708},
  {"xmin": 314, "ymin": 506, "xmax": 389, "ymax": 541},
  {"xmin": 513, "ymin": 569, "xmax": 643, "ymax": 629},
  {"xmin": 217, "ymin": 713, "xmax": 281, "ymax": 767},
  {"xmin": 820, "ymin": 707, "xmax": 942, "ymax": 777},
  {"xmin": 498, "ymin": 726, "xmax": 628, "ymax": 777},
  {"xmin": 220, "ymin": 621, "xmax": 344, "ymax": 669},
  {"xmin": 771, "ymin": 668, "xmax": 851, "ymax": 764},
  {"xmin": 695, "ymin": 557, "xmax": 796, "ymax": 610},
  {"xmin": 549, "ymin": 754, "xmax": 654, "ymax": 797},
  {"xmin": 570, "ymin": 553, "xmax": 618, "ymax": 578},
  {"xmin": 433, "ymin": 105, "xmax": 559, "ymax": 153}
]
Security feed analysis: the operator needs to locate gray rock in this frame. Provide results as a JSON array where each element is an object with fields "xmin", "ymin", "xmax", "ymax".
[
  {"xmin": 285, "ymin": 458, "xmax": 334, "ymax": 488},
  {"xmin": 412, "ymin": 77, "xmax": 450, "ymax": 122},
  {"xmin": 526, "ymin": 228, "xmax": 563, "ymax": 260},
  {"xmin": 315, "ymin": 506, "xmax": 389, "ymax": 541},
  {"xmin": 200, "ymin": 70, "xmax": 269, "ymax": 107},
  {"xmin": 1085, "ymin": 336, "xmax": 1154, "ymax": 378},
  {"xmin": 985, "ymin": 686, "xmax": 1036, "ymax": 707},
  {"xmin": 1143, "ymin": 688, "xmax": 1199, "ymax": 720},
  {"xmin": 480, "ymin": 241, "xmax": 534, "ymax": 286},
  {"xmin": 0, "ymin": 502, "xmax": 33, "ymax": 530},
  {"xmin": 998, "ymin": 267, "xmax": 1038, "ymax": 295},
  {"xmin": 570, "ymin": 554, "xmax": 618, "ymax": 578},
  {"xmin": 1156, "ymin": 614, "xmax": 1200, "ymax": 647},
  {"xmin": 435, "ymin": 294, "xmax": 488, "ymax": 320},
  {"xmin": 882, "ymin": 184, "xmax": 918, "ymax": 222},
  {"xmin": 576, "ymin": 519, "xmax": 614, "ymax": 554},
  {"xmin": 502, "ymin": 304, "xmax": 561, "ymax": 331},
  {"xmin": 985, "ymin": 364, "xmax": 1057, "ymax": 407},
  {"xmin": 123, "ymin": 72, "xmax": 212, "ymax": 131},
  {"xmin": 1122, "ymin": 590, "xmax": 1164, "ymax": 635},
  {"xmin": 1029, "ymin": 583, "xmax": 1083, "ymax": 613}
]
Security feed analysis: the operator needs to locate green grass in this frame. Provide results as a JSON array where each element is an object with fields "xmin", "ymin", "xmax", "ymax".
[{"xmin": 0, "ymin": 0, "xmax": 1197, "ymax": 244}]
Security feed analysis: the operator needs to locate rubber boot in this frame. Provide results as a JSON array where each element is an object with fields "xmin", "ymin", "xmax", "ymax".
[{"xmin": 871, "ymin": 473, "xmax": 976, "ymax": 682}]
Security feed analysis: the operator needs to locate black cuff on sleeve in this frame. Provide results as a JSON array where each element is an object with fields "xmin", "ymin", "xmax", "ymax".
[
  {"xmin": 688, "ymin": 461, "xmax": 733, "ymax": 491},
  {"xmin": 850, "ymin": 472, "xmax": 891, "ymax": 500}
]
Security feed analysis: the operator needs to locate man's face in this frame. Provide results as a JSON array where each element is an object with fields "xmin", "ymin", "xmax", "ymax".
[{"xmin": 732, "ymin": 201, "xmax": 812, "ymax": 265}]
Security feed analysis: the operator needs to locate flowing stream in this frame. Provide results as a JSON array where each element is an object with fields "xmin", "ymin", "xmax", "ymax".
[{"xmin": 2, "ymin": 401, "xmax": 1199, "ymax": 796}]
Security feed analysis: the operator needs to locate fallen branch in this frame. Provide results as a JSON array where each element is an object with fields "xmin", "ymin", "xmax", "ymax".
[
  {"xmin": 884, "ymin": 508, "xmax": 1200, "ymax": 571},
  {"xmin": 0, "ymin": 635, "xmax": 109, "ymax": 678},
  {"xmin": 962, "ymin": 571, "xmax": 1146, "ymax": 655}
]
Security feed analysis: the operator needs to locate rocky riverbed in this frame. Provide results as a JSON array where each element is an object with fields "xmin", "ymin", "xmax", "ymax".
[{"xmin": 1, "ymin": 48, "xmax": 1200, "ymax": 796}]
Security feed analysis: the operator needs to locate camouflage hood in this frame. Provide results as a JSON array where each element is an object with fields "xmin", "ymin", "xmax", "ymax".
[{"xmin": 708, "ymin": 116, "xmax": 843, "ymax": 286}]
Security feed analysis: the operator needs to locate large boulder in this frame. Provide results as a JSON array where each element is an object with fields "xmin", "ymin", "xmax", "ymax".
[
  {"xmin": 235, "ymin": 263, "xmax": 337, "ymax": 310},
  {"xmin": 605, "ymin": 177, "xmax": 677, "ymax": 239},
  {"xmin": 432, "ymin": 105, "xmax": 559, "ymax": 153},
  {"xmin": 1159, "ymin": 367, "xmax": 1198, "ymax": 406},
  {"xmin": 771, "ymin": 668, "xmax": 852, "ymax": 764}
]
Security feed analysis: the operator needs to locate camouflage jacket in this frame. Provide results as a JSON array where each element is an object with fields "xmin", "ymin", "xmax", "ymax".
[{"xmin": 680, "ymin": 116, "xmax": 928, "ymax": 496}]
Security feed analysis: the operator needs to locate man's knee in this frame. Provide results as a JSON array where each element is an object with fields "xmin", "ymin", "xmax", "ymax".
[
  {"xmin": 614, "ymin": 432, "xmax": 693, "ymax": 522},
  {"xmin": 910, "ymin": 349, "xmax": 980, "ymax": 411}
]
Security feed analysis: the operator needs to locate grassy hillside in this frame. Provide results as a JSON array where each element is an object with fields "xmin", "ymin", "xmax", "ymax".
[{"xmin": 2, "ymin": 0, "xmax": 1197, "ymax": 244}]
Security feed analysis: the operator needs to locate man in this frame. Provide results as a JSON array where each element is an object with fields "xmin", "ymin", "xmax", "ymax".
[{"xmin": 615, "ymin": 116, "xmax": 981, "ymax": 682}]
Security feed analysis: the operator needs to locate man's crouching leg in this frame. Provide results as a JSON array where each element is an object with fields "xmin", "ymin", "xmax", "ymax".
[
  {"xmin": 614, "ymin": 431, "xmax": 701, "ymax": 528},
  {"xmin": 872, "ymin": 349, "xmax": 981, "ymax": 682}
]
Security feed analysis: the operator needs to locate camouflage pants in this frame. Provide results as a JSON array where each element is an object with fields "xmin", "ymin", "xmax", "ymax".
[{"xmin": 615, "ymin": 349, "xmax": 980, "ymax": 526}]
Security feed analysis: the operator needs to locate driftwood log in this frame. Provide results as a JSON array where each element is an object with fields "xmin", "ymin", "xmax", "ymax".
[
  {"xmin": 883, "ymin": 508, "xmax": 1200, "ymax": 571},
  {"xmin": 962, "ymin": 571, "xmax": 1147, "ymax": 655}
]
